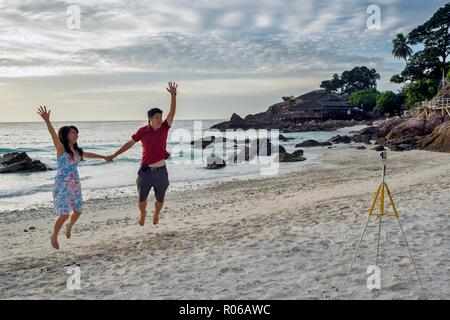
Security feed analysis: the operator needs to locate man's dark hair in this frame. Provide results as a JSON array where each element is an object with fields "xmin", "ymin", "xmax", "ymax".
[{"xmin": 148, "ymin": 108, "xmax": 163, "ymax": 118}]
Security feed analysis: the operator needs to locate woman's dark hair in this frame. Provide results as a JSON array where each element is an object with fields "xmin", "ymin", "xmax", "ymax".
[{"xmin": 58, "ymin": 126, "xmax": 83, "ymax": 159}]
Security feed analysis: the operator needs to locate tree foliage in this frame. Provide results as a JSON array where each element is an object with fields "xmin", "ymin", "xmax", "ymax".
[
  {"xmin": 349, "ymin": 88, "xmax": 379, "ymax": 112},
  {"xmin": 320, "ymin": 66, "xmax": 380, "ymax": 97}
]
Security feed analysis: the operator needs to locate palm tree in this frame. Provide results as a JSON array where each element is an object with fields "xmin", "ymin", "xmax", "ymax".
[{"xmin": 392, "ymin": 33, "xmax": 413, "ymax": 83}]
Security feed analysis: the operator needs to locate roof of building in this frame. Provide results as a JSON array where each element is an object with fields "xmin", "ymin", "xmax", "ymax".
[{"xmin": 289, "ymin": 90, "xmax": 351, "ymax": 110}]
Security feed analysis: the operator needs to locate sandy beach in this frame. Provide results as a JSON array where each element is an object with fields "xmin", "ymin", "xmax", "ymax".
[{"xmin": 1, "ymin": 146, "xmax": 449, "ymax": 300}]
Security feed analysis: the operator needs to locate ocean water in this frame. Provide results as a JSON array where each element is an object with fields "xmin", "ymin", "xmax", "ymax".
[{"xmin": 0, "ymin": 120, "xmax": 363, "ymax": 212}]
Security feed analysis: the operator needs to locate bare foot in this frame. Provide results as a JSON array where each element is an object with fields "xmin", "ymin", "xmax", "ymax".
[
  {"xmin": 51, "ymin": 234, "xmax": 60, "ymax": 250},
  {"xmin": 65, "ymin": 224, "xmax": 72, "ymax": 239},
  {"xmin": 153, "ymin": 210, "xmax": 160, "ymax": 225},
  {"xmin": 138, "ymin": 211, "xmax": 147, "ymax": 226}
]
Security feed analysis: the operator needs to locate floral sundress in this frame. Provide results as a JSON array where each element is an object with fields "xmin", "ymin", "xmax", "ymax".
[{"xmin": 52, "ymin": 151, "xmax": 83, "ymax": 215}]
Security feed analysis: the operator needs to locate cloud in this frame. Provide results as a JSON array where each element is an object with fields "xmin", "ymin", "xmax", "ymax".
[
  {"xmin": 0, "ymin": 0, "xmax": 447, "ymax": 121},
  {"xmin": 0, "ymin": 0, "xmax": 446, "ymax": 79}
]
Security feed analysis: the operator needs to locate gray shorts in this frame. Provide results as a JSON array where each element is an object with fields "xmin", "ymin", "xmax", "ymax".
[{"xmin": 136, "ymin": 165, "xmax": 170, "ymax": 202}]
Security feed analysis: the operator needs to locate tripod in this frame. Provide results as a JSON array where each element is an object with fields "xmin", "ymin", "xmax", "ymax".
[{"xmin": 339, "ymin": 150, "xmax": 426, "ymax": 297}]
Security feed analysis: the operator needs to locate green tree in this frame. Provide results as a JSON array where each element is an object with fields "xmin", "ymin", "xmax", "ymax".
[
  {"xmin": 320, "ymin": 73, "xmax": 345, "ymax": 93},
  {"xmin": 408, "ymin": 3, "xmax": 450, "ymax": 68},
  {"xmin": 375, "ymin": 91, "xmax": 404, "ymax": 115},
  {"xmin": 392, "ymin": 3, "xmax": 450, "ymax": 84},
  {"xmin": 320, "ymin": 66, "xmax": 380, "ymax": 97},
  {"xmin": 349, "ymin": 88, "xmax": 380, "ymax": 112},
  {"xmin": 403, "ymin": 79, "xmax": 440, "ymax": 108},
  {"xmin": 392, "ymin": 33, "xmax": 413, "ymax": 66}
]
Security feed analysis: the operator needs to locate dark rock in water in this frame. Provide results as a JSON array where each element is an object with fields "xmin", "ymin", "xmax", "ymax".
[
  {"xmin": 191, "ymin": 136, "xmax": 234, "ymax": 149},
  {"xmin": 191, "ymin": 136, "xmax": 216, "ymax": 149},
  {"xmin": 0, "ymin": 152, "xmax": 47, "ymax": 173},
  {"xmin": 352, "ymin": 134, "xmax": 372, "ymax": 144},
  {"xmin": 373, "ymin": 145, "xmax": 385, "ymax": 151},
  {"xmin": 295, "ymin": 140, "xmax": 321, "ymax": 147},
  {"xmin": 279, "ymin": 134, "xmax": 294, "ymax": 142},
  {"xmin": 206, "ymin": 156, "xmax": 226, "ymax": 169},
  {"xmin": 276, "ymin": 145, "xmax": 306, "ymax": 162},
  {"xmin": 327, "ymin": 135, "xmax": 352, "ymax": 144},
  {"xmin": 227, "ymin": 138, "xmax": 273, "ymax": 163},
  {"xmin": 351, "ymin": 126, "xmax": 380, "ymax": 144},
  {"xmin": 356, "ymin": 146, "xmax": 367, "ymax": 150},
  {"xmin": 296, "ymin": 140, "xmax": 332, "ymax": 147},
  {"xmin": 291, "ymin": 149, "xmax": 304, "ymax": 157},
  {"xmin": 276, "ymin": 152, "xmax": 306, "ymax": 162},
  {"xmin": 244, "ymin": 138, "xmax": 273, "ymax": 156}
]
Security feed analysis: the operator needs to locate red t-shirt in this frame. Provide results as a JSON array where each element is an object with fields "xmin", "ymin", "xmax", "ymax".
[{"xmin": 132, "ymin": 120, "xmax": 171, "ymax": 165}]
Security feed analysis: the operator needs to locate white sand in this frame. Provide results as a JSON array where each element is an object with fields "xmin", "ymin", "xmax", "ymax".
[{"xmin": 0, "ymin": 147, "xmax": 449, "ymax": 299}]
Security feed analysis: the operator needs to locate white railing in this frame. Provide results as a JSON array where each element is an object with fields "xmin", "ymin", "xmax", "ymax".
[{"xmin": 420, "ymin": 98, "xmax": 450, "ymax": 109}]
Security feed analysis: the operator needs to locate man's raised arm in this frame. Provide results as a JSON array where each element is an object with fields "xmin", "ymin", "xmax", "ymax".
[{"xmin": 165, "ymin": 81, "xmax": 178, "ymax": 127}]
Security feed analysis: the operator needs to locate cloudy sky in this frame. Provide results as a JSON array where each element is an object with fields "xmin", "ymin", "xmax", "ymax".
[{"xmin": 0, "ymin": 0, "xmax": 447, "ymax": 122}]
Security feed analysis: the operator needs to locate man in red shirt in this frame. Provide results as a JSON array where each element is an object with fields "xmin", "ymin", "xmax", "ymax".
[{"xmin": 110, "ymin": 82, "xmax": 177, "ymax": 226}]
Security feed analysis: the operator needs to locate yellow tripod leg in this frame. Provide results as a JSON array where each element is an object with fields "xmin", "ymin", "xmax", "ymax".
[
  {"xmin": 380, "ymin": 183, "xmax": 385, "ymax": 216},
  {"xmin": 369, "ymin": 184, "xmax": 382, "ymax": 216},
  {"xmin": 385, "ymin": 184, "xmax": 399, "ymax": 217}
]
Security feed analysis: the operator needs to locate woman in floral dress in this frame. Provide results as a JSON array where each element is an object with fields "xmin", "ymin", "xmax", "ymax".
[{"xmin": 37, "ymin": 106, "xmax": 112, "ymax": 250}]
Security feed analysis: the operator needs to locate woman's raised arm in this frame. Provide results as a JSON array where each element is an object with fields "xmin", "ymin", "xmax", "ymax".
[{"xmin": 37, "ymin": 106, "xmax": 64, "ymax": 156}]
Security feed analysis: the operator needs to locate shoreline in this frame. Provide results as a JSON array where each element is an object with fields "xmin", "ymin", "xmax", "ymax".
[
  {"xmin": 1, "ymin": 146, "xmax": 449, "ymax": 299},
  {"xmin": 0, "ymin": 123, "xmax": 365, "ymax": 213}
]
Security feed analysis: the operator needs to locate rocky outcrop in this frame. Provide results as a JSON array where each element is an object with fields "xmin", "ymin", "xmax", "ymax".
[
  {"xmin": 360, "ymin": 112, "xmax": 450, "ymax": 153},
  {"xmin": 0, "ymin": 152, "xmax": 47, "ymax": 173},
  {"xmin": 418, "ymin": 120, "xmax": 450, "ymax": 152},
  {"xmin": 211, "ymin": 116, "xmax": 369, "ymax": 132}
]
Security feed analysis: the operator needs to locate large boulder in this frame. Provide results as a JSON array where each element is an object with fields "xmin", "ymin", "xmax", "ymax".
[
  {"xmin": 385, "ymin": 113, "xmax": 448, "ymax": 141},
  {"xmin": 206, "ymin": 156, "xmax": 226, "ymax": 169},
  {"xmin": 0, "ymin": 152, "xmax": 47, "ymax": 173},
  {"xmin": 295, "ymin": 140, "xmax": 331, "ymax": 147},
  {"xmin": 276, "ymin": 153, "xmax": 307, "ymax": 162},
  {"xmin": 327, "ymin": 135, "xmax": 352, "ymax": 144},
  {"xmin": 385, "ymin": 115, "xmax": 428, "ymax": 140},
  {"xmin": 291, "ymin": 149, "xmax": 304, "ymax": 157},
  {"xmin": 418, "ymin": 120, "xmax": 450, "ymax": 153},
  {"xmin": 376, "ymin": 116, "xmax": 404, "ymax": 138},
  {"xmin": 274, "ymin": 144, "xmax": 306, "ymax": 162}
]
